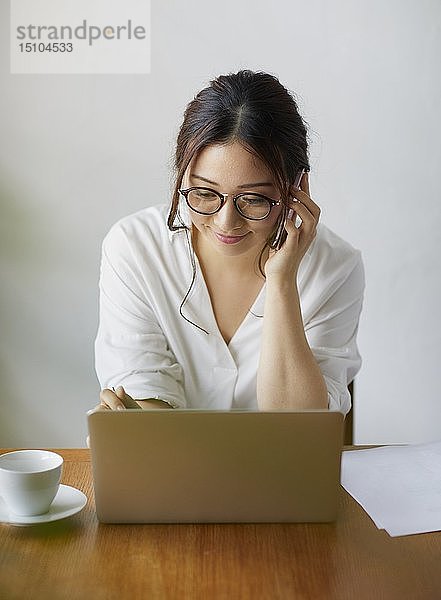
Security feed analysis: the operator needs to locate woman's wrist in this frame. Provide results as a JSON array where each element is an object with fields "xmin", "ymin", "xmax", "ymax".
[{"xmin": 265, "ymin": 273, "xmax": 301, "ymax": 313}]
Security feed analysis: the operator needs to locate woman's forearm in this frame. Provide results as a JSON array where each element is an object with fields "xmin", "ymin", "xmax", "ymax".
[{"xmin": 257, "ymin": 276, "xmax": 328, "ymax": 410}]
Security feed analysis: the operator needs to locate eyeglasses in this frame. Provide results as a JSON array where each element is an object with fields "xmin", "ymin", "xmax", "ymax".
[{"xmin": 179, "ymin": 187, "xmax": 281, "ymax": 221}]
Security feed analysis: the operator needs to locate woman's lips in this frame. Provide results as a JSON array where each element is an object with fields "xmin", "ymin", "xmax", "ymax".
[{"xmin": 213, "ymin": 231, "xmax": 248, "ymax": 244}]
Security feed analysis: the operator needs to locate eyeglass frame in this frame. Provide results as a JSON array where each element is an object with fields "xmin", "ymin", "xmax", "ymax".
[{"xmin": 178, "ymin": 186, "xmax": 282, "ymax": 221}]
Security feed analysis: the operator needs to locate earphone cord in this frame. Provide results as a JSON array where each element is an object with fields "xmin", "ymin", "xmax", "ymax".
[{"xmin": 178, "ymin": 216, "xmax": 210, "ymax": 335}]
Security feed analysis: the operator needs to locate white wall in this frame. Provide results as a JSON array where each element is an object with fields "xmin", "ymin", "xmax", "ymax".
[{"xmin": 1, "ymin": 0, "xmax": 440, "ymax": 447}]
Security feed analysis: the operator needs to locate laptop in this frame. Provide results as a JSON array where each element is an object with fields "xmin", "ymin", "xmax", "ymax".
[{"xmin": 86, "ymin": 409, "xmax": 344, "ymax": 523}]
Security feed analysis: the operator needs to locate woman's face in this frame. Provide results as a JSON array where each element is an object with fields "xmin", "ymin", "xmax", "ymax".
[{"xmin": 181, "ymin": 142, "xmax": 282, "ymax": 264}]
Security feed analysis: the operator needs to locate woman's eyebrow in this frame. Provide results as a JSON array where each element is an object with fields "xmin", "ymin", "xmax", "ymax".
[{"xmin": 191, "ymin": 174, "xmax": 274, "ymax": 189}]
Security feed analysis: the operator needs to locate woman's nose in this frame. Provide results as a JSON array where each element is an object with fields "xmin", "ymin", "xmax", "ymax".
[{"xmin": 213, "ymin": 198, "xmax": 244, "ymax": 231}]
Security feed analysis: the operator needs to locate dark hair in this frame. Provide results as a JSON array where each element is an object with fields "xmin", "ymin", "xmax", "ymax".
[{"xmin": 168, "ymin": 69, "xmax": 310, "ymax": 331}]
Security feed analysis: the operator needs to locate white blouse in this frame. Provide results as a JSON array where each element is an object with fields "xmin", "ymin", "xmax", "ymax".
[{"xmin": 94, "ymin": 201, "xmax": 365, "ymax": 415}]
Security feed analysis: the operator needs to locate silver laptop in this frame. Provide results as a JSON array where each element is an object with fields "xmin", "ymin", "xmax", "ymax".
[{"xmin": 86, "ymin": 409, "xmax": 344, "ymax": 523}]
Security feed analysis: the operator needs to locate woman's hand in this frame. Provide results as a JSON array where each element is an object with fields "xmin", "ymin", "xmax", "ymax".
[
  {"xmin": 264, "ymin": 172, "xmax": 320, "ymax": 280},
  {"xmin": 92, "ymin": 386, "xmax": 140, "ymax": 411},
  {"xmin": 87, "ymin": 387, "xmax": 145, "ymax": 447}
]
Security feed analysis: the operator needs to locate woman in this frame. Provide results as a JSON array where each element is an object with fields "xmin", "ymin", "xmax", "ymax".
[{"xmin": 94, "ymin": 69, "xmax": 364, "ymax": 415}]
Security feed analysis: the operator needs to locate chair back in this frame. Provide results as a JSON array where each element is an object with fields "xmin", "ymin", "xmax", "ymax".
[{"xmin": 344, "ymin": 381, "xmax": 354, "ymax": 445}]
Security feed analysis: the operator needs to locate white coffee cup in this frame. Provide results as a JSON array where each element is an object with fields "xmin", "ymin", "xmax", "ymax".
[{"xmin": 0, "ymin": 450, "xmax": 63, "ymax": 516}]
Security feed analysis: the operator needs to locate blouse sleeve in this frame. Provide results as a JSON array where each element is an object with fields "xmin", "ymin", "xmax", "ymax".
[
  {"xmin": 304, "ymin": 252, "xmax": 365, "ymax": 415},
  {"xmin": 94, "ymin": 223, "xmax": 186, "ymax": 408}
]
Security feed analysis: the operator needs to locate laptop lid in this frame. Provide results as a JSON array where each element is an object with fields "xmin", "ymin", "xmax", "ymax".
[{"xmin": 87, "ymin": 409, "xmax": 344, "ymax": 523}]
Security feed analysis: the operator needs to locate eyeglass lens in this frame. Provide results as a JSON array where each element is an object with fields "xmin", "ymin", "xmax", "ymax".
[{"xmin": 186, "ymin": 188, "xmax": 271, "ymax": 219}]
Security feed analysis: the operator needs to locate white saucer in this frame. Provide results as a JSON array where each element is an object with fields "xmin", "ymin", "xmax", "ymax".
[{"xmin": 0, "ymin": 484, "xmax": 88, "ymax": 526}]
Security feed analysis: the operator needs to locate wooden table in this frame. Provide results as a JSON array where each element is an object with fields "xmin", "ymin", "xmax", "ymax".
[{"xmin": 1, "ymin": 448, "xmax": 440, "ymax": 600}]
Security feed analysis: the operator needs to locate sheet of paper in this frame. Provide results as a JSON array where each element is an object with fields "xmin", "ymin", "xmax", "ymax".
[{"xmin": 341, "ymin": 440, "xmax": 441, "ymax": 537}]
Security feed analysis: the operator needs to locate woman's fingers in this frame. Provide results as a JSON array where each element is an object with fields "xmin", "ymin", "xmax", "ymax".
[
  {"xmin": 300, "ymin": 171, "xmax": 310, "ymax": 196},
  {"xmin": 99, "ymin": 388, "xmax": 127, "ymax": 410},
  {"xmin": 289, "ymin": 190, "xmax": 321, "ymax": 221},
  {"xmin": 114, "ymin": 386, "xmax": 140, "ymax": 409},
  {"xmin": 99, "ymin": 386, "xmax": 140, "ymax": 410},
  {"xmin": 289, "ymin": 200, "xmax": 317, "ymax": 235},
  {"xmin": 287, "ymin": 175, "xmax": 320, "ymax": 239}
]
